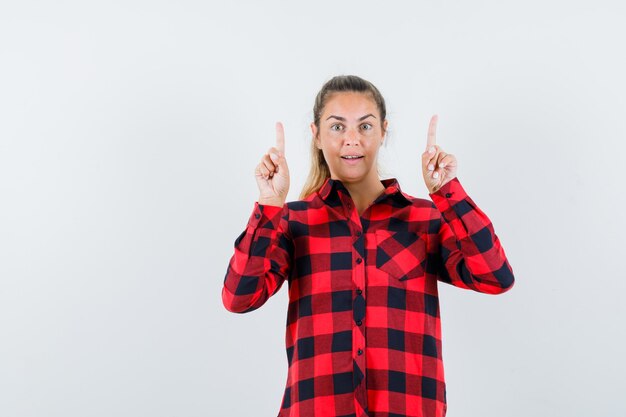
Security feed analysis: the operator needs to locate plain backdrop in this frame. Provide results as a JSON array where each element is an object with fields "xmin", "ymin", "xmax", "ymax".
[{"xmin": 1, "ymin": 1, "xmax": 625, "ymax": 416}]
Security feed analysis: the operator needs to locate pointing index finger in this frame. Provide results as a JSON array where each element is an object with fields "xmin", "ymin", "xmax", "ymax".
[
  {"xmin": 276, "ymin": 122, "xmax": 285, "ymax": 155},
  {"xmin": 426, "ymin": 114, "xmax": 438, "ymax": 150}
]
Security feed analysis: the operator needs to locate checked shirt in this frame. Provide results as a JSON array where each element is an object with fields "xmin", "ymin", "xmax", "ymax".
[{"xmin": 222, "ymin": 176, "xmax": 515, "ymax": 417}]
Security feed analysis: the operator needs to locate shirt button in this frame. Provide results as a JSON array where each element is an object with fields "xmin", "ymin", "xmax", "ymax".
[
  {"xmin": 357, "ymin": 349, "xmax": 363, "ymax": 355},
  {"xmin": 356, "ymin": 320, "xmax": 362, "ymax": 326},
  {"xmin": 445, "ymin": 192, "xmax": 452, "ymax": 198},
  {"xmin": 356, "ymin": 258, "xmax": 362, "ymax": 264},
  {"xmin": 356, "ymin": 288, "xmax": 362, "ymax": 295},
  {"xmin": 254, "ymin": 213, "xmax": 261, "ymax": 219},
  {"xmin": 356, "ymin": 231, "xmax": 362, "ymax": 237}
]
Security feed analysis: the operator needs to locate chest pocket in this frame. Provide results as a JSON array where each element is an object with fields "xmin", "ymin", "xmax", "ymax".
[{"xmin": 375, "ymin": 230, "xmax": 428, "ymax": 281}]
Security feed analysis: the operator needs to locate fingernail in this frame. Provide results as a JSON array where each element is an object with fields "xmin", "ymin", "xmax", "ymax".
[
  {"xmin": 428, "ymin": 146, "xmax": 435, "ymax": 154},
  {"xmin": 433, "ymin": 171, "xmax": 439, "ymax": 179},
  {"xmin": 270, "ymin": 153, "xmax": 278, "ymax": 161},
  {"xmin": 428, "ymin": 164, "xmax": 434, "ymax": 171},
  {"xmin": 440, "ymin": 163, "xmax": 445, "ymax": 168}
]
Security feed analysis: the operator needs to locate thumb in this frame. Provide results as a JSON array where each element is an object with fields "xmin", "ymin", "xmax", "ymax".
[
  {"xmin": 276, "ymin": 150, "xmax": 289, "ymax": 174},
  {"xmin": 269, "ymin": 148, "xmax": 289, "ymax": 174}
]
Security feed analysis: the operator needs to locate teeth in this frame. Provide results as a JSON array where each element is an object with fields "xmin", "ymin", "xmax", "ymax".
[{"xmin": 343, "ymin": 155, "xmax": 362, "ymax": 159}]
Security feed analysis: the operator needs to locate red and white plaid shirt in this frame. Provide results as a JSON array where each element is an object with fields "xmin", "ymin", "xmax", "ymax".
[{"xmin": 222, "ymin": 176, "xmax": 515, "ymax": 417}]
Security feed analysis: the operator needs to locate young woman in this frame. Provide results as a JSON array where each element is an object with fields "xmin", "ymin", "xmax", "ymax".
[{"xmin": 222, "ymin": 75, "xmax": 515, "ymax": 417}]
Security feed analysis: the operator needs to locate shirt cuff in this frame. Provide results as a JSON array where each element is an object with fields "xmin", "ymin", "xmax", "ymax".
[
  {"xmin": 428, "ymin": 177, "xmax": 468, "ymax": 213},
  {"xmin": 246, "ymin": 202, "xmax": 286, "ymax": 229}
]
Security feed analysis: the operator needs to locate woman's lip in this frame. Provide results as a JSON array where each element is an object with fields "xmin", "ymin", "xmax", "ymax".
[{"xmin": 341, "ymin": 156, "xmax": 364, "ymax": 165}]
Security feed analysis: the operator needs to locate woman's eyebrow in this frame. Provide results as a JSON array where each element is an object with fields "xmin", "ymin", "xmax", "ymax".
[{"xmin": 325, "ymin": 113, "xmax": 377, "ymax": 121}]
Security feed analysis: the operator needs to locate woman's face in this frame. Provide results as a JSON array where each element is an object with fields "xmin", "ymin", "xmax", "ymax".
[{"xmin": 311, "ymin": 91, "xmax": 388, "ymax": 184}]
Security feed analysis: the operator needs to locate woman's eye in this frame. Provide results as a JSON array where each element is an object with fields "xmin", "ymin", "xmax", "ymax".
[
  {"xmin": 331, "ymin": 124, "xmax": 343, "ymax": 131},
  {"xmin": 361, "ymin": 123, "xmax": 372, "ymax": 130}
]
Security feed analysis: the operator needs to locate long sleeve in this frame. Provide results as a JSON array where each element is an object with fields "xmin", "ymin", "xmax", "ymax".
[
  {"xmin": 429, "ymin": 177, "xmax": 515, "ymax": 294},
  {"xmin": 222, "ymin": 202, "xmax": 293, "ymax": 313}
]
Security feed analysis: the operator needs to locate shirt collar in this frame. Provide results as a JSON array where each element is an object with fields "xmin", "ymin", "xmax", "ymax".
[{"xmin": 318, "ymin": 177, "xmax": 412, "ymax": 206}]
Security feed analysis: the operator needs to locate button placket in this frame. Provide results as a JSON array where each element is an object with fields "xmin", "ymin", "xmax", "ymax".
[{"xmin": 350, "ymin": 210, "xmax": 367, "ymax": 396}]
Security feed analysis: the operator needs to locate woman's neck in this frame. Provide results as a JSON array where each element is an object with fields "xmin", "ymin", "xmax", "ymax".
[{"xmin": 340, "ymin": 176, "xmax": 386, "ymax": 216}]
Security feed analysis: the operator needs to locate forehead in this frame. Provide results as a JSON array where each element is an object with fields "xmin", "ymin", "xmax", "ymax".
[{"xmin": 322, "ymin": 92, "xmax": 378, "ymax": 117}]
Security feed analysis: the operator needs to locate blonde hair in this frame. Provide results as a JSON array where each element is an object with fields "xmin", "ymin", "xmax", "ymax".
[{"xmin": 299, "ymin": 75, "xmax": 387, "ymax": 200}]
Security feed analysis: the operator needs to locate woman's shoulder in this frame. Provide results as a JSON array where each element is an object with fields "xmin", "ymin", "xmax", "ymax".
[
  {"xmin": 285, "ymin": 193, "xmax": 319, "ymax": 212},
  {"xmin": 399, "ymin": 191, "xmax": 437, "ymax": 210}
]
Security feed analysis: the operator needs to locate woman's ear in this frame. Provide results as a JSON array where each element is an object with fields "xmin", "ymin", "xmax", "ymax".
[
  {"xmin": 310, "ymin": 122, "xmax": 321, "ymax": 149},
  {"xmin": 381, "ymin": 119, "xmax": 389, "ymax": 145}
]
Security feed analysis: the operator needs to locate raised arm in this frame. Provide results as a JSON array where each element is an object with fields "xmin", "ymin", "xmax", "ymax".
[
  {"xmin": 222, "ymin": 122, "xmax": 294, "ymax": 312},
  {"xmin": 420, "ymin": 115, "xmax": 514, "ymax": 294}
]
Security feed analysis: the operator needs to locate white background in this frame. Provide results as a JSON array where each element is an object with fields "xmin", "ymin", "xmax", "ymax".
[{"xmin": 1, "ymin": 1, "xmax": 625, "ymax": 416}]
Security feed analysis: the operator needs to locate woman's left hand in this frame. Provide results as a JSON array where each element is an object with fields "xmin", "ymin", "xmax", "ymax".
[{"xmin": 421, "ymin": 115, "xmax": 458, "ymax": 194}]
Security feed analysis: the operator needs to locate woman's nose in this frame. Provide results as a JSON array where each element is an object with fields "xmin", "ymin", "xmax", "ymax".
[{"xmin": 343, "ymin": 127, "xmax": 360, "ymax": 145}]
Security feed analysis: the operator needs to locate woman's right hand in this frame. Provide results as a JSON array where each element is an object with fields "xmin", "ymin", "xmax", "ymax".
[{"xmin": 255, "ymin": 122, "xmax": 290, "ymax": 207}]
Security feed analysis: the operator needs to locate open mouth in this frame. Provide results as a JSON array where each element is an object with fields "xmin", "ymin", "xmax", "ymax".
[{"xmin": 341, "ymin": 155, "xmax": 364, "ymax": 160}]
